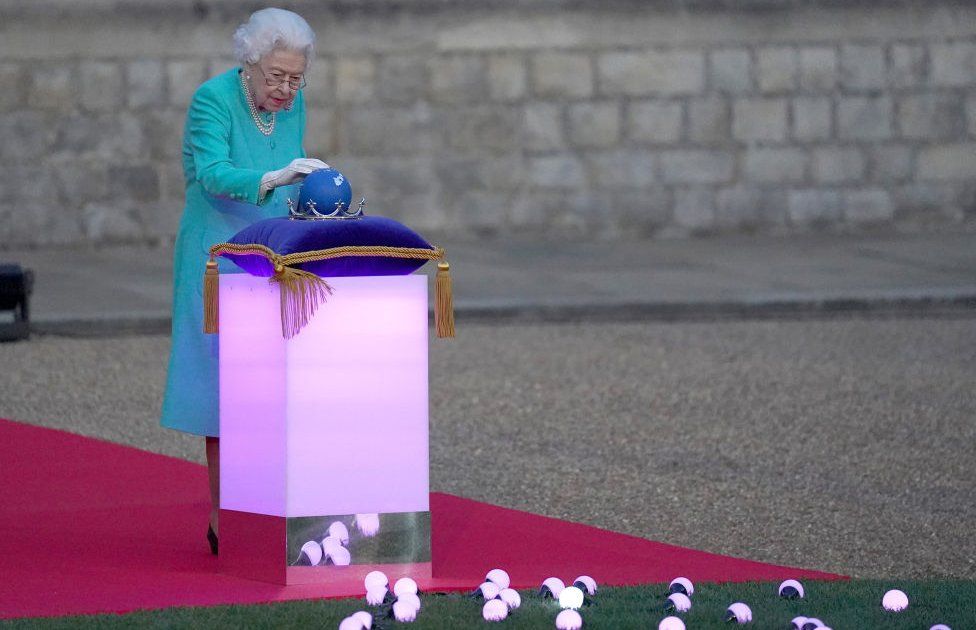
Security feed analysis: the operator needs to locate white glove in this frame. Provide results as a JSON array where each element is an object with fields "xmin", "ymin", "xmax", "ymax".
[{"xmin": 259, "ymin": 158, "xmax": 329, "ymax": 200}]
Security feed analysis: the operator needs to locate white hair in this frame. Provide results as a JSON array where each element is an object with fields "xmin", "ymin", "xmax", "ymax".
[{"xmin": 233, "ymin": 8, "xmax": 315, "ymax": 68}]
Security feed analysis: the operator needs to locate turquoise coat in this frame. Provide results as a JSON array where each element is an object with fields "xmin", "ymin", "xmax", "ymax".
[{"xmin": 161, "ymin": 67, "xmax": 308, "ymax": 437}]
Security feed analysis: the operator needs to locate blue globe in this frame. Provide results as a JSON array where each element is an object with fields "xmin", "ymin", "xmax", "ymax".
[{"xmin": 297, "ymin": 168, "xmax": 353, "ymax": 217}]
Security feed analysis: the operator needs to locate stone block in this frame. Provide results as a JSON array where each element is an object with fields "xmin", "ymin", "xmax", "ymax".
[
  {"xmin": 527, "ymin": 155, "xmax": 586, "ymax": 188},
  {"xmin": 435, "ymin": 152, "xmax": 523, "ymax": 192},
  {"xmin": 0, "ymin": 163, "xmax": 57, "ymax": 203},
  {"xmin": 0, "ymin": 63, "xmax": 25, "ymax": 109},
  {"xmin": 709, "ymin": 48, "xmax": 752, "ymax": 94},
  {"xmin": 28, "ymin": 62, "xmax": 75, "ymax": 111},
  {"xmin": 452, "ymin": 190, "xmax": 508, "ymax": 234},
  {"xmin": 757, "ymin": 47, "xmax": 796, "ymax": 94},
  {"xmin": 889, "ymin": 44, "xmax": 926, "ymax": 88},
  {"xmin": 140, "ymin": 108, "xmax": 183, "ymax": 160},
  {"xmin": 812, "ymin": 147, "xmax": 865, "ymax": 183},
  {"xmin": 115, "ymin": 164, "xmax": 161, "ymax": 202},
  {"xmin": 440, "ymin": 105, "xmax": 520, "ymax": 152},
  {"xmin": 585, "ymin": 149, "xmax": 656, "ymax": 188},
  {"xmin": 898, "ymin": 93, "xmax": 966, "ymax": 140},
  {"xmin": 628, "ymin": 100, "xmax": 683, "ymax": 144},
  {"xmin": 167, "ymin": 59, "xmax": 207, "ymax": 107},
  {"xmin": 969, "ymin": 95, "xmax": 976, "ymax": 136},
  {"xmin": 80, "ymin": 61, "xmax": 123, "ymax": 111},
  {"xmin": 158, "ymin": 161, "xmax": 185, "ymax": 203},
  {"xmin": 931, "ymin": 42, "xmax": 976, "ymax": 87},
  {"xmin": 606, "ymin": 188, "xmax": 672, "ymax": 237},
  {"xmin": 716, "ymin": 186, "xmax": 787, "ymax": 228},
  {"xmin": 917, "ymin": 143, "xmax": 976, "ymax": 180},
  {"xmin": 488, "ymin": 55, "xmax": 527, "ymax": 102},
  {"xmin": 839, "ymin": 44, "xmax": 886, "ymax": 91},
  {"xmin": 788, "ymin": 189, "xmax": 843, "ymax": 227},
  {"xmin": 304, "ymin": 107, "xmax": 335, "ymax": 158},
  {"xmin": 798, "ymin": 47, "xmax": 837, "ymax": 92},
  {"xmin": 208, "ymin": 57, "xmax": 237, "ymax": 80},
  {"xmin": 843, "ymin": 188, "xmax": 894, "ymax": 223},
  {"xmin": 688, "ymin": 97, "xmax": 730, "ymax": 144},
  {"xmin": 127, "ymin": 59, "xmax": 165, "ymax": 109},
  {"xmin": 81, "ymin": 202, "xmax": 145, "ymax": 242},
  {"xmin": 0, "ymin": 111, "xmax": 55, "ymax": 161},
  {"xmin": 568, "ymin": 102, "xmax": 620, "ymax": 148},
  {"xmin": 336, "ymin": 57, "xmax": 376, "ymax": 104},
  {"xmin": 533, "ymin": 52, "xmax": 592, "ymax": 99},
  {"xmin": 339, "ymin": 103, "xmax": 432, "ymax": 155},
  {"xmin": 792, "ymin": 97, "xmax": 832, "ymax": 141},
  {"xmin": 732, "ymin": 98, "xmax": 787, "ymax": 142},
  {"xmin": 429, "ymin": 55, "xmax": 488, "ymax": 103},
  {"xmin": 302, "ymin": 58, "xmax": 333, "ymax": 105},
  {"xmin": 891, "ymin": 183, "xmax": 957, "ymax": 220},
  {"xmin": 869, "ymin": 144, "xmax": 914, "ymax": 183},
  {"xmin": 375, "ymin": 55, "xmax": 428, "ymax": 104},
  {"xmin": 598, "ymin": 50, "xmax": 704, "ymax": 96},
  {"xmin": 743, "ymin": 148, "xmax": 807, "ymax": 183},
  {"xmin": 672, "ymin": 188, "xmax": 716, "ymax": 231},
  {"xmin": 838, "ymin": 96, "xmax": 892, "ymax": 140},
  {"xmin": 52, "ymin": 158, "xmax": 109, "ymax": 203},
  {"xmin": 522, "ymin": 102, "xmax": 564, "ymax": 151},
  {"xmin": 659, "ymin": 150, "xmax": 734, "ymax": 184}
]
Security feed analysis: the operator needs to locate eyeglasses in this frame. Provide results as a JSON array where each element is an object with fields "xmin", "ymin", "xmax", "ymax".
[{"xmin": 254, "ymin": 64, "xmax": 306, "ymax": 91}]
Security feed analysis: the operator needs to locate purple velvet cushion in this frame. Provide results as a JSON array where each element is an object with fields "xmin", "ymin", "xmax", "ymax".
[{"xmin": 223, "ymin": 216, "xmax": 435, "ymax": 277}]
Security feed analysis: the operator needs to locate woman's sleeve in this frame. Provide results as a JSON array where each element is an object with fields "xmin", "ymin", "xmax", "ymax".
[
  {"xmin": 298, "ymin": 90, "xmax": 307, "ymax": 159},
  {"xmin": 186, "ymin": 84, "xmax": 268, "ymax": 205}
]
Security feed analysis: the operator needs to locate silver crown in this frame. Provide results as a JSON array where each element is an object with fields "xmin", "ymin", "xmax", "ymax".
[{"xmin": 288, "ymin": 196, "xmax": 366, "ymax": 220}]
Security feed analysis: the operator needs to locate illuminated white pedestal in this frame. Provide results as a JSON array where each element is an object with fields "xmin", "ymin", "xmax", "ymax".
[{"xmin": 218, "ymin": 274, "xmax": 430, "ymax": 585}]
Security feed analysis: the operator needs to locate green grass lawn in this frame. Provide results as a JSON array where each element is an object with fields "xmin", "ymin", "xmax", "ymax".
[{"xmin": 4, "ymin": 580, "xmax": 972, "ymax": 629}]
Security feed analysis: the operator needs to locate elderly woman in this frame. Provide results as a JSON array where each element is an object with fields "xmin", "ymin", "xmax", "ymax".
[{"xmin": 160, "ymin": 8, "xmax": 327, "ymax": 554}]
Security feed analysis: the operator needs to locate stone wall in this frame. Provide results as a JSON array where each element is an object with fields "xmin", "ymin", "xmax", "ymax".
[{"xmin": 1, "ymin": 0, "xmax": 975, "ymax": 247}]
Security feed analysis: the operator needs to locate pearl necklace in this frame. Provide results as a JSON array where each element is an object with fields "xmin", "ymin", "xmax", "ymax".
[{"xmin": 240, "ymin": 71, "xmax": 275, "ymax": 136}]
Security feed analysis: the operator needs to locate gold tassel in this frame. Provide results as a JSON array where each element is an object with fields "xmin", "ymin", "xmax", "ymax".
[
  {"xmin": 435, "ymin": 261, "xmax": 455, "ymax": 339},
  {"xmin": 203, "ymin": 258, "xmax": 219, "ymax": 334},
  {"xmin": 269, "ymin": 264, "xmax": 333, "ymax": 339}
]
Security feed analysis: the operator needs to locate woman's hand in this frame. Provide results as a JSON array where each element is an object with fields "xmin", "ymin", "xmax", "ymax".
[{"xmin": 259, "ymin": 158, "xmax": 330, "ymax": 199}]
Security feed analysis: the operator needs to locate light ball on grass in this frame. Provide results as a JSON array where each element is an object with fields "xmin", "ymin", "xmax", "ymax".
[
  {"xmin": 482, "ymin": 598, "xmax": 509, "ymax": 622},
  {"xmin": 559, "ymin": 586, "xmax": 585, "ymax": 610},
  {"xmin": 669, "ymin": 577, "xmax": 694, "ymax": 597},
  {"xmin": 397, "ymin": 592, "xmax": 422, "ymax": 611},
  {"xmin": 328, "ymin": 521, "xmax": 350, "ymax": 545},
  {"xmin": 573, "ymin": 575, "xmax": 597, "ymax": 595},
  {"xmin": 790, "ymin": 617, "xmax": 808, "ymax": 629},
  {"xmin": 365, "ymin": 586, "xmax": 388, "ymax": 606},
  {"xmin": 364, "ymin": 571, "xmax": 388, "ymax": 592},
  {"xmin": 392, "ymin": 600, "xmax": 417, "ymax": 622},
  {"xmin": 338, "ymin": 616, "xmax": 365, "ymax": 630},
  {"xmin": 540, "ymin": 577, "xmax": 566, "ymax": 599},
  {"xmin": 658, "ymin": 616, "xmax": 686, "ymax": 630},
  {"xmin": 778, "ymin": 579, "xmax": 805, "ymax": 599},
  {"xmin": 299, "ymin": 541, "xmax": 322, "ymax": 566},
  {"xmin": 665, "ymin": 593, "xmax": 692, "ymax": 613},
  {"xmin": 326, "ymin": 544, "xmax": 351, "ymax": 566},
  {"xmin": 322, "ymin": 536, "xmax": 345, "ymax": 554},
  {"xmin": 351, "ymin": 611, "xmax": 373, "ymax": 629},
  {"xmin": 499, "ymin": 588, "xmax": 521, "ymax": 610},
  {"xmin": 394, "ymin": 577, "xmax": 419, "ymax": 597},
  {"xmin": 471, "ymin": 581, "xmax": 501, "ymax": 600},
  {"xmin": 486, "ymin": 568, "xmax": 511, "ymax": 589},
  {"xmin": 354, "ymin": 513, "xmax": 380, "ymax": 537},
  {"xmin": 929, "ymin": 625, "xmax": 951, "ymax": 630},
  {"xmin": 800, "ymin": 618, "xmax": 824, "ymax": 630},
  {"xmin": 555, "ymin": 609, "xmax": 583, "ymax": 630},
  {"xmin": 725, "ymin": 602, "xmax": 753, "ymax": 623},
  {"xmin": 882, "ymin": 589, "xmax": 909, "ymax": 612}
]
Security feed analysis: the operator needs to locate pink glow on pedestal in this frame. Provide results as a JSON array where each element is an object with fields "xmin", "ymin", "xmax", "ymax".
[{"xmin": 219, "ymin": 275, "xmax": 429, "ymax": 518}]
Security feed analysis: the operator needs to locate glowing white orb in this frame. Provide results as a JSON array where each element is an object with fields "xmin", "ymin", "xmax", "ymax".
[
  {"xmin": 778, "ymin": 579, "xmax": 804, "ymax": 599},
  {"xmin": 482, "ymin": 598, "xmax": 509, "ymax": 622},
  {"xmin": 351, "ymin": 611, "xmax": 373, "ymax": 629},
  {"xmin": 328, "ymin": 521, "xmax": 350, "ymax": 545},
  {"xmin": 725, "ymin": 602, "xmax": 752, "ymax": 623},
  {"xmin": 364, "ymin": 570, "xmax": 388, "ymax": 591},
  {"xmin": 365, "ymin": 586, "xmax": 388, "ymax": 606},
  {"xmin": 801, "ymin": 618, "xmax": 824, "ymax": 630},
  {"xmin": 474, "ymin": 581, "xmax": 501, "ymax": 600},
  {"xmin": 299, "ymin": 541, "xmax": 322, "ymax": 566},
  {"xmin": 658, "ymin": 616, "xmax": 686, "ymax": 630},
  {"xmin": 397, "ymin": 592, "xmax": 421, "ymax": 613},
  {"xmin": 486, "ymin": 568, "xmax": 511, "ymax": 589},
  {"xmin": 929, "ymin": 625, "xmax": 952, "ymax": 630},
  {"xmin": 555, "ymin": 609, "xmax": 583, "ymax": 630},
  {"xmin": 573, "ymin": 575, "xmax": 597, "ymax": 595},
  {"xmin": 559, "ymin": 586, "xmax": 585, "ymax": 610},
  {"xmin": 392, "ymin": 600, "xmax": 417, "ymax": 622},
  {"xmin": 669, "ymin": 577, "xmax": 694, "ymax": 597},
  {"xmin": 321, "ymin": 535, "xmax": 345, "ymax": 554},
  {"xmin": 499, "ymin": 588, "xmax": 521, "ymax": 609},
  {"xmin": 813, "ymin": 626, "xmax": 833, "ymax": 630},
  {"xmin": 338, "ymin": 616, "xmax": 364, "ymax": 630},
  {"xmin": 882, "ymin": 589, "xmax": 909, "ymax": 612},
  {"xmin": 394, "ymin": 577, "xmax": 419, "ymax": 597},
  {"xmin": 790, "ymin": 616, "xmax": 808, "ymax": 629},
  {"xmin": 354, "ymin": 513, "xmax": 380, "ymax": 537},
  {"xmin": 326, "ymin": 544, "xmax": 351, "ymax": 566},
  {"xmin": 666, "ymin": 593, "xmax": 692, "ymax": 612},
  {"xmin": 540, "ymin": 577, "xmax": 566, "ymax": 598}
]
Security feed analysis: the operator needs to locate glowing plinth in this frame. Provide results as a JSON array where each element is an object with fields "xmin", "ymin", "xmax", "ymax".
[{"xmin": 218, "ymin": 274, "xmax": 430, "ymax": 584}]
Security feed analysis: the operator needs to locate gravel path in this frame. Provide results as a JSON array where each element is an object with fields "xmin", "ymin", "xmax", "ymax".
[{"xmin": 2, "ymin": 316, "xmax": 974, "ymax": 579}]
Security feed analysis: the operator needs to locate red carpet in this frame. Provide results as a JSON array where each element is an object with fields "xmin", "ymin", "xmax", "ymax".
[{"xmin": 0, "ymin": 418, "xmax": 843, "ymax": 619}]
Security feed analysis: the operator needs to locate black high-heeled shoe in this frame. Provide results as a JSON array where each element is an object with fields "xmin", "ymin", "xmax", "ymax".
[{"xmin": 207, "ymin": 525, "xmax": 218, "ymax": 555}]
